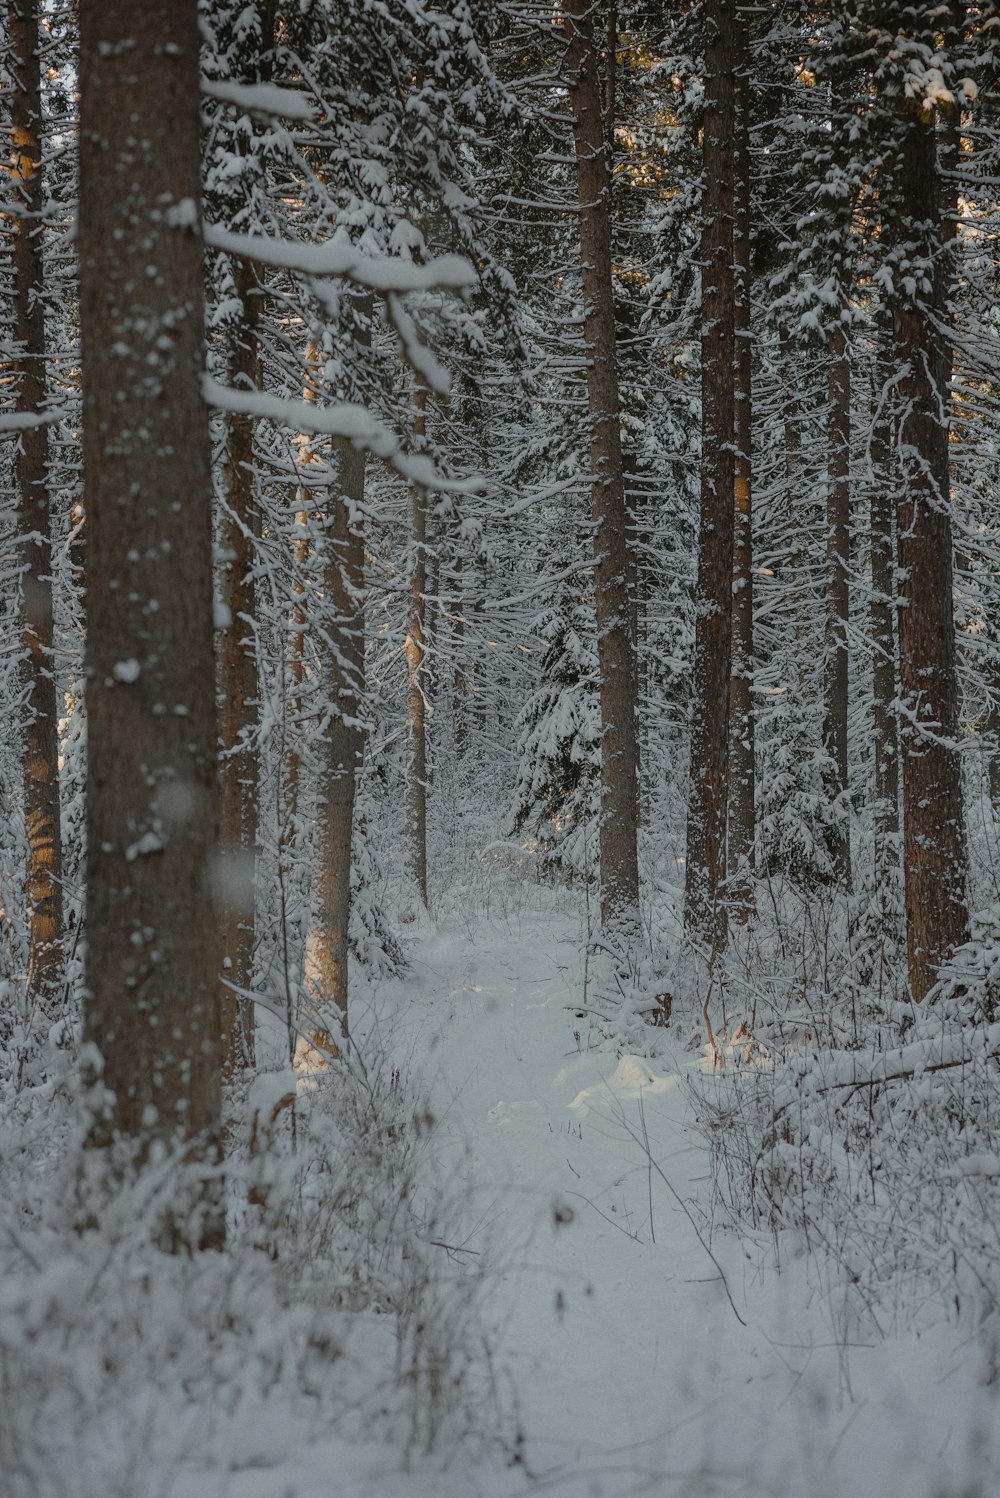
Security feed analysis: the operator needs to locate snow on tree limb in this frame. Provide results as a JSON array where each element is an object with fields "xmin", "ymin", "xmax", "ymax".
[
  {"xmin": 204, "ymin": 224, "xmax": 477, "ymax": 294},
  {"xmin": 201, "ymin": 78, "xmax": 317, "ymax": 120},
  {"xmin": 202, "ymin": 376, "xmax": 484, "ymax": 492},
  {"xmin": 0, "ymin": 408, "xmax": 69, "ymax": 435}
]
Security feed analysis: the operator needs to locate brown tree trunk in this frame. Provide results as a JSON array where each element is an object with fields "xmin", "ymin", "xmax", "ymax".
[
  {"xmin": 405, "ymin": 382, "xmax": 429, "ymax": 910},
  {"xmin": 892, "ymin": 82, "xmax": 968, "ymax": 1000},
  {"xmin": 684, "ymin": 0, "xmax": 736, "ymax": 955},
  {"xmin": 565, "ymin": 0, "xmax": 640, "ymax": 936},
  {"xmin": 451, "ymin": 542, "xmax": 468, "ymax": 762},
  {"xmin": 309, "ymin": 299, "xmax": 372, "ymax": 1026},
  {"xmin": 283, "ymin": 351, "xmax": 318, "ymax": 872},
  {"xmin": 9, "ymin": 0, "xmax": 64, "ymax": 1001},
  {"xmin": 218, "ymin": 257, "xmax": 261, "ymax": 1073},
  {"xmin": 285, "ymin": 510, "xmax": 309, "ymax": 823},
  {"xmin": 869, "ymin": 369, "xmax": 900, "ymax": 875},
  {"xmin": 424, "ymin": 515, "xmax": 439, "ymax": 793},
  {"xmin": 779, "ymin": 328, "xmax": 809, "ymax": 662},
  {"xmin": 79, "ymin": 0, "xmax": 222, "ymax": 1233},
  {"xmin": 729, "ymin": 7, "xmax": 755, "ymax": 895},
  {"xmin": 824, "ymin": 324, "xmax": 852, "ymax": 887},
  {"xmin": 623, "ymin": 453, "xmax": 644, "ymax": 827},
  {"xmin": 215, "ymin": 0, "xmax": 276, "ymax": 1073}
]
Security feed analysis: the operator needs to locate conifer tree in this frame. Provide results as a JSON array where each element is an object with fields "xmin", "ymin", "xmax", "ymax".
[
  {"xmin": 685, "ymin": 0, "xmax": 736, "ymax": 954},
  {"xmin": 79, "ymin": 0, "xmax": 222, "ymax": 1233},
  {"xmin": 884, "ymin": 3, "xmax": 970, "ymax": 998},
  {"xmin": 8, "ymin": 0, "xmax": 63, "ymax": 1000},
  {"xmin": 565, "ymin": 0, "xmax": 641, "ymax": 937}
]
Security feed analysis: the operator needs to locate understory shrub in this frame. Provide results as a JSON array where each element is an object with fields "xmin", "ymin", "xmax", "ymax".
[
  {"xmin": 0, "ymin": 1017, "xmax": 497, "ymax": 1498},
  {"xmin": 690, "ymin": 917, "xmax": 1000, "ymax": 1335}
]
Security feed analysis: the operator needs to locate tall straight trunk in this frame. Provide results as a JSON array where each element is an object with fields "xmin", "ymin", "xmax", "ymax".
[
  {"xmin": 285, "ymin": 507, "xmax": 309, "ymax": 829},
  {"xmin": 869, "ymin": 368, "xmax": 900, "ymax": 874},
  {"xmin": 892, "ymin": 80, "xmax": 968, "ymax": 1000},
  {"xmin": 405, "ymin": 381, "xmax": 429, "ymax": 909},
  {"xmin": 729, "ymin": 8, "xmax": 755, "ymax": 890},
  {"xmin": 451, "ymin": 542, "xmax": 467, "ymax": 761},
  {"xmin": 216, "ymin": 0, "xmax": 276, "ymax": 1072},
  {"xmin": 684, "ymin": 0, "xmax": 736, "ymax": 954},
  {"xmin": 824, "ymin": 324, "xmax": 852, "ymax": 887},
  {"xmin": 309, "ymin": 297, "xmax": 372, "ymax": 1026},
  {"xmin": 565, "ymin": 0, "xmax": 640, "ymax": 934},
  {"xmin": 623, "ymin": 453, "xmax": 644, "ymax": 826},
  {"xmin": 283, "ymin": 350, "xmax": 318, "ymax": 866},
  {"xmin": 424, "ymin": 517, "xmax": 439, "ymax": 793},
  {"xmin": 79, "ymin": 0, "xmax": 222, "ymax": 1225},
  {"xmin": 779, "ymin": 328, "xmax": 808, "ymax": 657},
  {"xmin": 449, "ymin": 379, "xmax": 476, "ymax": 765},
  {"xmin": 218, "ymin": 257, "xmax": 261, "ymax": 1072},
  {"xmin": 9, "ymin": 0, "xmax": 63, "ymax": 999}
]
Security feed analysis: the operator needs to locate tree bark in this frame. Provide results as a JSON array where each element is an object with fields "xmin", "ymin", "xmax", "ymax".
[
  {"xmin": 215, "ymin": 0, "xmax": 276, "ymax": 1073},
  {"xmin": 891, "ymin": 79, "xmax": 968, "ymax": 999},
  {"xmin": 424, "ymin": 515, "xmax": 440, "ymax": 793},
  {"xmin": 729, "ymin": 6, "xmax": 755, "ymax": 894},
  {"xmin": 869, "ymin": 370, "xmax": 900, "ymax": 876},
  {"xmin": 218, "ymin": 257, "xmax": 261, "ymax": 1072},
  {"xmin": 405, "ymin": 381, "xmax": 429, "ymax": 910},
  {"xmin": 779, "ymin": 328, "xmax": 810, "ymax": 662},
  {"xmin": 623, "ymin": 452, "xmax": 645, "ymax": 827},
  {"xmin": 9, "ymin": 0, "xmax": 64, "ymax": 1001},
  {"xmin": 283, "ymin": 351, "xmax": 318, "ymax": 874},
  {"xmin": 824, "ymin": 323, "xmax": 852, "ymax": 887},
  {"xmin": 565, "ymin": 0, "xmax": 640, "ymax": 935},
  {"xmin": 79, "ymin": 0, "xmax": 222, "ymax": 1231},
  {"xmin": 309, "ymin": 298, "xmax": 372, "ymax": 1025},
  {"xmin": 451, "ymin": 541, "xmax": 468, "ymax": 762},
  {"xmin": 684, "ymin": 0, "xmax": 736, "ymax": 954}
]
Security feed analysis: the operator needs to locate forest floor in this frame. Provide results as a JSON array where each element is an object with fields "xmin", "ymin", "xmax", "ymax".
[{"xmin": 218, "ymin": 890, "xmax": 995, "ymax": 1498}]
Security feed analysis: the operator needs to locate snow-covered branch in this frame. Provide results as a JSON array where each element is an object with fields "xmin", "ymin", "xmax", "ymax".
[
  {"xmin": 203, "ymin": 376, "xmax": 484, "ymax": 492},
  {"xmin": 204, "ymin": 224, "xmax": 477, "ymax": 295},
  {"xmin": 201, "ymin": 79, "xmax": 317, "ymax": 120}
]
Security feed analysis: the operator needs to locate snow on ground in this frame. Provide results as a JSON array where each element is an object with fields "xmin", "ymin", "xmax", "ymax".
[{"xmin": 223, "ymin": 898, "xmax": 999, "ymax": 1498}]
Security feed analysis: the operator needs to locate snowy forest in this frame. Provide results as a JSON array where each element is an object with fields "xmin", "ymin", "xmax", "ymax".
[{"xmin": 3, "ymin": 1, "xmax": 1000, "ymax": 1494}]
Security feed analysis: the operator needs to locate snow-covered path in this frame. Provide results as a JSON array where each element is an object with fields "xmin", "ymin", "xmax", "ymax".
[
  {"xmin": 358, "ymin": 905, "xmax": 992, "ymax": 1498},
  {"xmin": 394, "ymin": 911, "xmax": 744, "ymax": 1494},
  {"xmin": 222, "ymin": 903, "xmax": 997, "ymax": 1498}
]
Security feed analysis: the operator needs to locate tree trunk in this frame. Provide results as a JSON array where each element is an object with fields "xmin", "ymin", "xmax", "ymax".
[
  {"xmin": 424, "ymin": 515, "xmax": 439, "ymax": 793},
  {"xmin": 79, "ymin": 0, "xmax": 222, "ymax": 1235},
  {"xmin": 729, "ymin": 7, "xmax": 755, "ymax": 895},
  {"xmin": 9, "ymin": 0, "xmax": 64, "ymax": 1001},
  {"xmin": 565, "ymin": 0, "xmax": 640, "ymax": 936},
  {"xmin": 451, "ymin": 541, "xmax": 468, "ymax": 762},
  {"xmin": 218, "ymin": 257, "xmax": 261, "ymax": 1073},
  {"xmin": 824, "ymin": 324, "xmax": 852, "ymax": 887},
  {"xmin": 684, "ymin": 0, "xmax": 736, "ymax": 955},
  {"xmin": 309, "ymin": 299, "xmax": 371, "ymax": 1026},
  {"xmin": 869, "ymin": 358, "xmax": 900, "ymax": 880},
  {"xmin": 215, "ymin": 0, "xmax": 276, "ymax": 1073},
  {"xmin": 779, "ymin": 327, "xmax": 810, "ymax": 663},
  {"xmin": 283, "ymin": 350, "xmax": 318, "ymax": 877},
  {"xmin": 623, "ymin": 452, "xmax": 644, "ymax": 827},
  {"xmin": 405, "ymin": 381, "xmax": 429, "ymax": 910},
  {"xmin": 892, "ymin": 78, "xmax": 968, "ymax": 1000}
]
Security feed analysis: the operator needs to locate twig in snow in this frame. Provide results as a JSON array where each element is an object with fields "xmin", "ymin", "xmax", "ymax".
[
  {"xmin": 565, "ymin": 1190, "xmax": 643, "ymax": 1242},
  {"xmin": 639, "ymin": 1086, "xmax": 655, "ymax": 1245},
  {"xmin": 610, "ymin": 1096, "xmax": 747, "ymax": 1327}
]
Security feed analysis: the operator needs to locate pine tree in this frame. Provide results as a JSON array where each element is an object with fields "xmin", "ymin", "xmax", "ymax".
[
  {"xmin": 879, "ymin": 1, "xmax": 971, "ymax": 998},
  {"xmin": 728, "ymin": 2, "xmax": 755, "ymax": 896},
  {"xmin": 79, "ymin": 0, "xmax": 222, "ymax": 1237},
  {"xmin": 8, "ymin": 0, "xmax": 63, "ymax": 1000},
  {"xmin": 684, "ymin": 0, "xmax": 736, "ymax": 955},
  {"xmin": 565, "ymin": 0, "xmax": 641, "ymax": 938}
]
